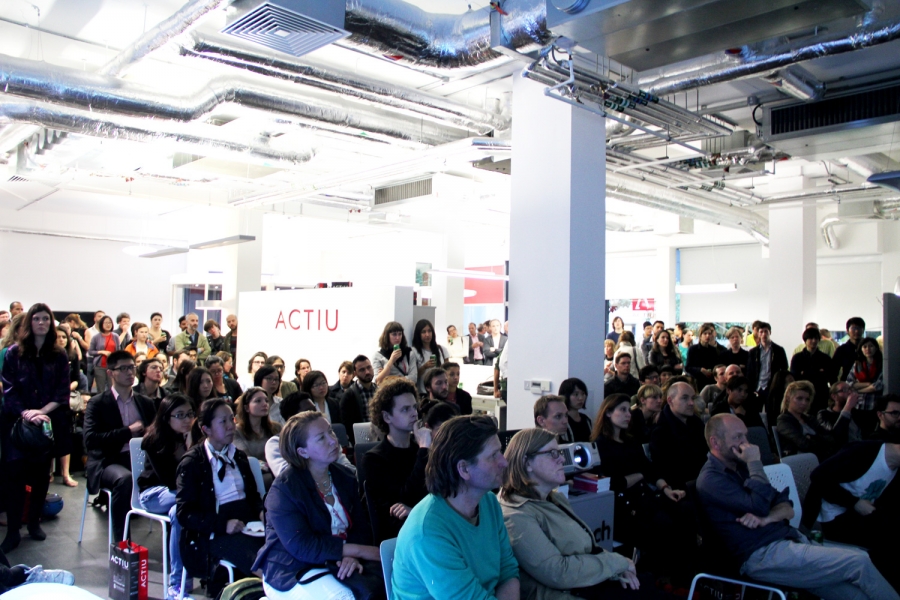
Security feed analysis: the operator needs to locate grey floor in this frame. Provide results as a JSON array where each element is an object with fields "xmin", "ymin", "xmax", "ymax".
[{"xmin": 3, "ymin": 472, "xmax": 193, "ymax": 600}]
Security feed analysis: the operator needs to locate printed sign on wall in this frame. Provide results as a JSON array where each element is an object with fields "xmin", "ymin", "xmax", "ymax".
[{"xmin": 238, "ymin": 286, "xmax": 414, "ymax": 386}]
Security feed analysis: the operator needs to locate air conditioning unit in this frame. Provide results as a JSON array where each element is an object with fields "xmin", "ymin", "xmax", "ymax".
[
  {"xmin": 560, "ymin": 442, "xmax": 601, "ymax": 474},
  {"xmin": 223, "ymin": 0, "xmax": 348, "ymax": 58}
]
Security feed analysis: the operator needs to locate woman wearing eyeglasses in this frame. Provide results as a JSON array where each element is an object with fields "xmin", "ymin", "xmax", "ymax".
[
  {"xmin": 0, "ymin": 303, "xmax": 72, "ymax": 553},
  {"xmin": 499, "ymin": 428, "xmax": 668, "ymax": 599},
  {"xmin": 139, "ymin": 393, "xmax": 196, "ymax": 600},
  {"xmin": 301, "ymin": 371, "xmax": 341, "ymax": 425}
]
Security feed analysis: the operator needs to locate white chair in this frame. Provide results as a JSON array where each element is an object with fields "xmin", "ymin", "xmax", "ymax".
[
  {"xmin": 781, "ymin": 452, "xmax": 818, "ymax": 504},
  {"xmin": 179, "ymin": 457, "xmax": 267, "ymax": 599},
  {"xmin": 762, "ymin": 463, "xmax": 802, "ymax": 529},
  {"xmin": 123, "ymin": 437, "xmax": 171, "ymax": 589},
  {"xmin": 380, "ymin": 538, "xmax": 397, "ymax": 600},
  {"xmin": 78, "ymin": 486, "xmax": 113, "ymax": 557},
  {"xmin": 353, "ymin": 422, "xmax": 376, "ymax": 444},
  {"xmin": 689, "ymin": 573, "xmax": 786, "ymax": 600}
]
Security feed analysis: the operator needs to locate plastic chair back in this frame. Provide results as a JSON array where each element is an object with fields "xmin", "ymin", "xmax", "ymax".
[
  {"xmin": 353, "ymin": 422, "xmax": 376, "ymax": 444},
  {"xmin": 380, "ymin": 538, "xmax": 398, "ymax": 600},
  {"xmin": 763, "ymin": 463, "xmax": 802, "ymax": 528},
  {"xmin": 248, "ymin": 457, "xmax": 265, "ymax": 497},
  {"xmin": 746, "ymin": 426, "xmax": 777, "ymax": 465},
  {"xmin": 497, "ymin": 429, "xmax": 521, "ymax": 452},
  {"xmin": 781, "ymin": 452, "xmax": 818, "ymax": 504},
  {"xmin": 354, "ymin": 442, "xmax": 379, "ymax": 490},
  {"xmin": 128, "ymin": 437, "xmax": 145, "ymax": 510},
  {"xmin": 332, "ymin": 423, "xmax": 350, "ymax": 447}
]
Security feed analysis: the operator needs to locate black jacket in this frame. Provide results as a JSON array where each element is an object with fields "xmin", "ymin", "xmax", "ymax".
[
  {"xmin": 802, "ymin": 441, "xmax": 899, "ymax": 528},
  {"xmin": 649, "ymin": 404, "xmax": 708, "ymax": 489},
  {"xmin": 746, "ymin": 342, "xmax": 789, "ymax": 393},
  {"xmin": 340, "ymin": 384, "xmax": 370, "ymax": 445},
  {"xmin": 686, "ymin": 344, "xmax": 721, "ymax": 390},
  {"xmin": 176, "ymin": 443, "xmax": 263, "ymax": 576},
  {"xmin": 448, "ymin": 388, "xmax": 473, "ymax": 415},
  {"xmin": 482, "ymin": 333, "xmax": 507, "ymax": 363},
  {"xmin": 790, "ymin": 349, "xmax": 835, "ymax": 413},
  {"xmin": 252, "ymin": 463, "xmax": 371, "ymax": 591},
  {"xmin": 832, "ymin": 340, "xmax": 860, "ymax": 382},
  {"xmin": 363, "ymin": 438, "xmax": 428, "ymax": 543},
  {"xmin": 816, "ymin": 409, "xmax": 861, "ymax": 444},
  {"xmin": 137, "ymin": 439, "xmax": 183, "ymax": 492},
  {"xmin": 83, "ymin": 390, "xmax": 155, "ymax": 494},
  {"xmin": 709, "ymin": 400, "xmax": 765, "ymax": 429},
  {"xmin": 775, "ymin": 412, "xmax": 841, "ymax": 461},
  {"xmin": 605, "ymin": 374, "xmax": 640, "ymax": 398}
]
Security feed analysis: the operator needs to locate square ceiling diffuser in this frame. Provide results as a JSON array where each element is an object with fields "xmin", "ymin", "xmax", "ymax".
[{"xmin": 223, "ymin": 0, "xmax": 349, "ymax": 58}]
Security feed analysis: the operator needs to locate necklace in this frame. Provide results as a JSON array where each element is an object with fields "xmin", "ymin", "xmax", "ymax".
[{"xmin": 316, "ymin": 472, "xmax": 334, "ymax": 499}]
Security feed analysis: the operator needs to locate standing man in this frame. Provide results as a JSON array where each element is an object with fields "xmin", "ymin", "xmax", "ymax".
[
  {"xmin": 686, "ymin": 323, "xmax": 720, "ymax": 391},
  {"xmin": 0, "ymin": 310, "xmax": 9, "ymax": 325},
  {"xmin": 83, "ymin": 350, "xmax": 155, "ymax": 541},
  {"xmin": 467, "ymin": 322, "xmax": 486, "ymax": 365},
  {"xmin": 223, "ymin": 314, "xmax": 238, "ymax": 357},
  {"xmin": 833, "ymin": 317, "xmax": 865, "ymax": 382},
  {"xmin": 790, "ymin": 327, "xmax": 835, "ymax": 414},
  {"xmin": 746, "ymin": 322, "xmax": 788, "ymax": 416},
  {"xmin": 391, "ymin": 415, "xmax": 519, "ymax": 600},
  {"xmin": 174, "ymin": 313, "xmax": 211, "ymax": 361},
  {"xmin": 204, "ymin": 319, "xmax": 227, "ymax": 354},
  {"xmin": 447, "ymin": 325, "xmax": 468, "ymax": 363},
  {"xmin": 483, "ymin": 319, "xmax": 507, "ymax": 364},
  {"xmin": 166, "ymin": 316, "xmax": 187, "ymax": 354},
  {"xmin": 640, "ymin": 321, "xmax": 654, "ymax": 365},
  {"xmin": 8, "ymin": 302, "xmax": 23, "ymax": 317},
  {"xmin": 697, "ymin": 414, "xmax": 897, "ymax": 600},
  {"xmin": 340, "ymin": 355, "xmax": 378, "ymax": 445},
  {"xmin": 114, "ymin": 313, "xmax": 132, "ymax": 349}
]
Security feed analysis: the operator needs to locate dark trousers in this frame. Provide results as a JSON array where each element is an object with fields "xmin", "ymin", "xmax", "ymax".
[
  {"xmin": 99, "ymin": 453, "xmax": 133, "ymax": 541},
  {"xmin": 209, "ymin": 500, "xmax": 264, "ymax": 575},
  {"xmin": 822, "ymin": 509, "xmax": 900, "ymax": 592},
  {"xmin": 5, "ymin": 456, "xmax": 53, "ymax": 534}
]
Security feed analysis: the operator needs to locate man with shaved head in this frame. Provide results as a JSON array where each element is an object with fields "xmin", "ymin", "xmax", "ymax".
[
  {"xmin": 697, "ymin": 414, "xmax": 896, "ymax": 600},
  {"xmin": 650, "ymin": 381, "xmax": 708, "ymax": 490}
]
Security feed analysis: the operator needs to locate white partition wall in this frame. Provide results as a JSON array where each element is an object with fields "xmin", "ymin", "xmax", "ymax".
[{"xmin": 237, "ymin": 286, "xmax": 414, "ymax": 379}]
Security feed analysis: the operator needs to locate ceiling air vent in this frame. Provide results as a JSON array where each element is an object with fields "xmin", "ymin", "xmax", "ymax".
[
  {"xmin": 374, "ymin": 178, "xmax": 433, "ymax": 206},
  {"xmin": 223, "ymin": 0, "xmax": 348, "ymax": 58}
]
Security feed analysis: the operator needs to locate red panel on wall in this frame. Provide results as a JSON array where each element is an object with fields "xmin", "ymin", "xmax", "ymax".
[{"xmin": 464, "ymin": 265, "xmax": 505, "ymax": 304}]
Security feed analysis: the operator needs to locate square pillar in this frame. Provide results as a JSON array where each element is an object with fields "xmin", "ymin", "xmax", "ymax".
[
  {"xmin": 655, "ymin": 246, "xmax": 677, "ymax": 326},
  {"xmin": 506, "ymin": 73, "xmax": 607, "ymax": 429},
  {"xmin": 768, "ymin": 203, "xmax": 816, "ymax": 342},
  {"xmin": 432, "ymin": 233, "xmax": 466, "ymax": 340}
]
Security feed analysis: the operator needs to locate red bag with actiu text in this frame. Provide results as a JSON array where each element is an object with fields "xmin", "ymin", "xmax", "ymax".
[{"xmin": 109, "ymin": 540, "xmax": 149, "ymax": 600}]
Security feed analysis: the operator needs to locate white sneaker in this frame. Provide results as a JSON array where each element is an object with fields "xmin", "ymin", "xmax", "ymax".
[
  {"xmin": 24, "ymin": 565, "xmax": 75, "ymax": 586},
  {"xmin": 166, "ymin": 584, "xmax": 194, "ymax": 600}
]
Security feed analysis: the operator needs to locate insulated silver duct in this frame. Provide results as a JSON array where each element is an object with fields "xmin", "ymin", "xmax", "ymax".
[
  {"xmin": 643, "ymin": 18, "xmax": 900, "ymax": 97},
  {"xmin": 100, "ymin": 0, "xmax": 229, "ymax": 77},
  {"xmin": 181, "ymin": 38, "xmax": 510, "ymax": 133},
  {"xmin": 343, "ymin": 0, "xmax": 548, "ymax": 68},
  {"xmin": 0, "ymin": 54, "xmax": 462, "ymax": 146},
  {"xmin": 0, "ymin": 99, "xmax": 315, "ymax": 165}
]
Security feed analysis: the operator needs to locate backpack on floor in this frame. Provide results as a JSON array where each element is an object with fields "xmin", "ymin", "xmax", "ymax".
[{"xmin": 215, "ymin": 577, "xmax": 265, "ymax": 600}]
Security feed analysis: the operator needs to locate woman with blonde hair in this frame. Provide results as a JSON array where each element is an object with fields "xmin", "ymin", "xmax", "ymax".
[
  {"xmin": 499, "ymin": 428, "xmax": 663, "ymax": 599},
  {"xmin": 776, "ymin": 380, "xmax": 842, "ymax": 460}
]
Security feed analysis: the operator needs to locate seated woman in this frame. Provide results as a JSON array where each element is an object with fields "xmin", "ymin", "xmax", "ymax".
[
  {"xmin": 628, "ymin": 384, "xmax": 662, "ymax": 444},
  {"xmin": 254, "ymin": 365, "xmax": 285, "ymax": 425},
  {"xmin": 776, "ymin": 380, "xmax": 842, "ymax": 461},
  {"xmin": 234, "ymin": 387, "xmax": 281, "ymax": 489},
  {"xmin": 591, "ymin": 394, "xmax": 694, "ymax": 584},
  {"xmin": 252, "ymin": 411, "xmax": 382, "ymax": 600},
  {"xmin": 176, "ymin": 399, "xmax": 265, "ymax": 584},
  {"xmin": 499, "ymin": 428, "xmax": 667, "ymax": 600},
  {"xmin": 301, "ymin": 370, "xmax": 341, "ymax": 424},
  {"xmin": 138, "ymin": 393, "xmax": 195, "ymax": 600},
  {"xmin": 165, "ymin": 359, "xmax": 195, "ymax": 397},
  {"xmin": 559, "ymin": 378, "xmax": 592, "ymax": 442},
  {"xmin": 186, "ymin": 367, "xmax": 215, "ymax": 411}
]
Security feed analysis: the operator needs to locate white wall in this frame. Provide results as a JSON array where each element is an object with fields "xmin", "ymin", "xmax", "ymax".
[{"xmin": 679, "ymin": 244, "xmax": 769, "ymax": 323}]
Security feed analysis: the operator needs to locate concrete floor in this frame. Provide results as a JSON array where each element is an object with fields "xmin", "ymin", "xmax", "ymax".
[{"xmin": 4, "ymin": 472, "xmax": 191, "ymax": 600}]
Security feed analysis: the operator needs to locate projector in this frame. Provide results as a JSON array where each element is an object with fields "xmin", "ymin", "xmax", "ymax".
[{"xmin": 560, "ymin": 442, "xmax": 600, "ymax": 474}]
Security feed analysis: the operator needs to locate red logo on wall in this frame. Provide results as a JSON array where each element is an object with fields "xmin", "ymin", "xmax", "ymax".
[
  {"xmin": 631, "ymin": 298, "xmax": 655, "ymax": 311},
  {"xmin": 275, "ymin": 309, "xmax": 339, "ymax": 331}
]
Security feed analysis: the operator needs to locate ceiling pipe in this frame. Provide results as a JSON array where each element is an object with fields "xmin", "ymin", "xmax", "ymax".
[
  {"xmin": 642, "ymin": 17, "xmax": 900, "ymax": 97},
  {"xmin": 0, "ymin": 54, "xmax": 463, "ymax": 147},
  {"xmin": 0, "ymin": 99, "xmax": 315, "ymax": 166},
  {"xmin": 100, "ymin": 0, "xmax": 229, "ymax": 77},
  {"xmin": 343, "ymin": 0, "xmax": 549, "ymax": 69},
  {"xmin": 181, "ymin": 38, "xmax": 510, "ymax": 133}
]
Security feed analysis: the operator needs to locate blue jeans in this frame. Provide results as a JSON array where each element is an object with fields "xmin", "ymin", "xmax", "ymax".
[{"xmin": 139, "ymin": 486, "xmax": 184, "ymax": 589}]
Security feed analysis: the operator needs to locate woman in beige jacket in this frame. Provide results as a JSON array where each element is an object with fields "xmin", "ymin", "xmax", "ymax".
[{"xmin": 499, "ymin": 429, "xmax": 666, "ymax": 599}]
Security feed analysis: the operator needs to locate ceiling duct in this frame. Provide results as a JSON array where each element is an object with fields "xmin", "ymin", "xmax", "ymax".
[
  {"xmin": 546, "ymin": 0, "xmax": 867, "ymax": 71},
  {"xmin": 342, "ymin": 0, "xmax": 548, "ymax": 68},
  {"xmin": 762, "ymin": 65, "xmax": 825, "ymax": 102},
  {"xmin": 820, "ymin": 199, "xmax": 899, "ymax": 249},
  {"xmin": 223, "ymin": 0, "xmax": 349, "ymax": 58},
  {"xmin": 374, "ymin": 177, "xmax": 432, "ymax": 206}
]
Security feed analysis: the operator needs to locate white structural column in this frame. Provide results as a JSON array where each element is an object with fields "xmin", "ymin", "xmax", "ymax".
[
  {"xmin": 222, "ymin": 208, "xmax": 264, "ymax": 352},
  {"xmin": 506, "ymin": 74, "xmax": 607, "ymax": 429},
  {"xmin": 767, "ymin": 203, "xmax": 816, "ymax": 342},
  {"xmin": 432, "ymin": 232, "xmax": 466, "ymax": 339},
  {"xmin": 656, "ymin": 247, "xmax": 677, "ymax": 326}
]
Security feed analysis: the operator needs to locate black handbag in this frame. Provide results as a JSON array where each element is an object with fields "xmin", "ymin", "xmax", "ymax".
[{"xmin": 11, "ymin": 417, "xmax": 54, "ymax": 454}]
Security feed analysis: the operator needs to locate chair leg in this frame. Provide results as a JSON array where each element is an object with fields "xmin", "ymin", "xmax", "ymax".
[
  {"xmin": 223, "ymin": 562, "xmax": 234, "ymax": 584},
  {"xmin": 106, "ymin": 490, "xmax": 113, "ymax": 560},
  {"xmin": 160, "ymin": 521, "xmax": 169, "ymax": 596},
  {"xmin": 179, "ymin": 568, "xmax": 188, "ymax": 600},
  {"xmin": 78, "ymin": 487, "xmax": 89, "ymax": 544},
  {"xmin": 123, "ymin": 511, "xmax": 132, "ymax": 542}
]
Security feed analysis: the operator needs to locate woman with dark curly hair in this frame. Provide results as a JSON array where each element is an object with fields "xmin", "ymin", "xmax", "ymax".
[{"xmin": 0, "ymin": 303, "xmax": 71, "ymax": 552}]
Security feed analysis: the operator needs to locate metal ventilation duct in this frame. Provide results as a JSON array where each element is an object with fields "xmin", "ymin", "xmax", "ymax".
[{"xmin": 223, "ymin": 0, "xmax": 349, "ymax": 57}]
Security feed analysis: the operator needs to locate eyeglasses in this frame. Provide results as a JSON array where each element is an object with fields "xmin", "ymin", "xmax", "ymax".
[
  {"xmin": 881, "ymin": 410, "xmax": 900, "ymax": 418},
  {"xmin": 110, "ymin": 365, "xmax": 136, "ymax": 373},
  {"xmin": 263, "ymin": 376, "xmax": 281, "ymax": 384},
  {"xmin": 171, "ymin": 411, "xmax": 195, "ymax": 420},
  {"xmin": 312, "ymin": 380, "xmax": 328, "ymax": 389},
  {"xmin": 529, "ymin": 449, "xmax": 564, "ymax": 460}
]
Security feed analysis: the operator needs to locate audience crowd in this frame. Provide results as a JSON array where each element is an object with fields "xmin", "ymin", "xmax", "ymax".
[{"xmin": 0, "ymin": 302, "xmax": 896, "ymax": 599}]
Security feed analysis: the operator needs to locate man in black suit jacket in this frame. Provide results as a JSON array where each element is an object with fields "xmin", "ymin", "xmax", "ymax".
[
  {"xmin": 482, "ymin": 319, "xmax": 507, "ymax": 364},
  {"xmin": 84, "ymin": 350, "xmax": 155, "ymax": 541},
  {"xmin": 746, "ymin": 322, "xmax": 788, "ymax": 411}
]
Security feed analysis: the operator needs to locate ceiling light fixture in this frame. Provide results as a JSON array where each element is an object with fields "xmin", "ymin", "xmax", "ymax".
[
  {"xmin": 189, "ymin": 235, "xmax": 257, "ymax": 250},
  {"xmin": 675, "ymin": 283, "xmax": 737, "ymax": 294},
  {"xmin": 868, "ymin": 171, "xmax": 900, "ymax": 193},
  {"xmin": 428, "ymin": 268, "xmax": 508, "ymax": 281},
  {"xmin": 140, "ymin": 246, "xmax": 190, "ymax": 258}
]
